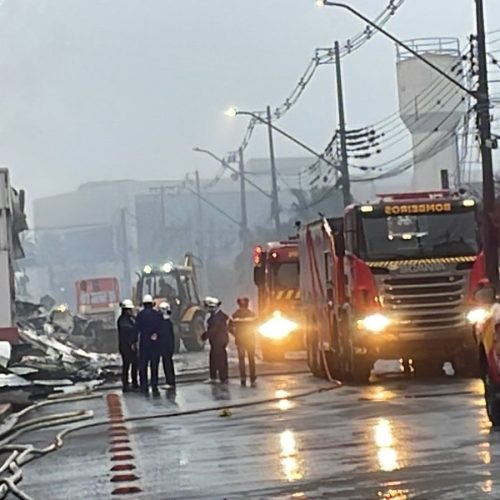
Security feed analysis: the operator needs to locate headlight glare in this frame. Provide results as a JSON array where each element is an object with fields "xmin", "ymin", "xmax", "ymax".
[
  {"xmin": 358, "ymin": 313, "xmax": 390, "ymax": 333},
  {"xmin": 258, "ymin": 311, "xmax": 298, "ymax": 340},
  {"xmin": 467, "ymin": 307, "xmax": 490, "ymax": 324}
]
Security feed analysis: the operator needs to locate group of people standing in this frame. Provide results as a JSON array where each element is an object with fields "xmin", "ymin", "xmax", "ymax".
[
  {"xmin": 117, "ymin": 294, "xmax": 176, "ymax": 396},
  {"xmin": 117, "ymin": 294, "xmax": 258, "ymax": 394}
]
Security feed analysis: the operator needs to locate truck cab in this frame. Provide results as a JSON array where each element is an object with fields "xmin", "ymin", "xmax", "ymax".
[{"xmin": 300, "ymin": 191, "xmax": 485, "ymax": 382}]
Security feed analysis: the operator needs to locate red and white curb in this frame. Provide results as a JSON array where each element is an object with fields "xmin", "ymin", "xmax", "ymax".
[{"xmin": 106, "ymin": 393, "xmax": 142, "ymax": 495}]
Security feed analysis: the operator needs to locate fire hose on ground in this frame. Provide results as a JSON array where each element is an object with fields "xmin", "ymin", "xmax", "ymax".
[{"xmin": 0, "ymin": 380, "xmax": 343, "ymax": 499}]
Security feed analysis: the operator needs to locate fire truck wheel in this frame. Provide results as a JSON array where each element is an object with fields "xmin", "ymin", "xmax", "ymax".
[
  {"xmin": 183, "ymin": 314, "xmax": 206, "ymax": 352},
  {"xmin": 484, "ymin": 378, "xmax": 500, "ymax": 427},
  {"xmin": 306, "ymin": 335, "xmax": 325, "ymax": 377}
]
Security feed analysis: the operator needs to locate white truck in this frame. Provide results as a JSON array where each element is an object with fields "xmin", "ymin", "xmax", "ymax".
[{"xmin": 0, "ymin": 168, "xmax": 28, "ymax": 344}]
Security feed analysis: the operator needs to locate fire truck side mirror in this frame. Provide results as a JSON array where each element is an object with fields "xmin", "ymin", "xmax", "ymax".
[
  {"xmin": 474, "ymin": 285, "xmax": 496, "ymax": 305},
  {"xmin": 254, "ymin": 266, "xmax": 265, "ymax": 287}
]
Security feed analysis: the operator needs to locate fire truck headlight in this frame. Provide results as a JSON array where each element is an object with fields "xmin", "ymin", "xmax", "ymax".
[
  {"xmin": 358, "ymin": 313, "xmax": 390, "ymax": 333},
  {"xmin": 467, "ymin": 307, "xmax": 490, "ymax": 324},
  {"xmin": 258, "ymin": 311, "xmax": 298, "ymax": 340},
  {"xmin": 143, "ymin": 264, "xmax": 153, "ymax": 274}
]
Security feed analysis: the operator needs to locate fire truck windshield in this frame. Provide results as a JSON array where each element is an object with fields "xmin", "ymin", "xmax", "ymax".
[
  {"xmin": 359, "ymin": 210, "xmax": 480, "ymax": 260},
  {"xmin": 271, "ymin": 262, "xmax": 299, "ymax": 289}
]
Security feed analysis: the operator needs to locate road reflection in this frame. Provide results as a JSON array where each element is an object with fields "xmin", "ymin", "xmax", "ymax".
[
  {"xmin": 377, "ymin": 488, "xmax": 409, "ymax": 500},
  {"xmin": 275, "ymin": 389, "xmax": 295, "ymax": 411},
  {"xmin": 279, "ymin": 429, "xmax": 304, "ymax": 482},
  {"xmin": 373, "ymin": 418, "xmax": 400, "ymax": 472}
]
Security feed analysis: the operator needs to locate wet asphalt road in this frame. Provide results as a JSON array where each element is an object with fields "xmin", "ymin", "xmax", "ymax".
[{"xmin": 4, "ymin": 352, "xmax": 500, "ymax": 500}]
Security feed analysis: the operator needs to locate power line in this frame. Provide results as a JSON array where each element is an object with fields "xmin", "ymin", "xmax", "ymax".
[{"xmin": 233, "ymin": 0, "xmax": 407, "ymax": 154}]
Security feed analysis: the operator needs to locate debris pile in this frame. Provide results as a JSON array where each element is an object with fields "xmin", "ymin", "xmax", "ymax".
[{"xmin": 0, "ymin": 303, "xmax": 121, "ymax": 405}]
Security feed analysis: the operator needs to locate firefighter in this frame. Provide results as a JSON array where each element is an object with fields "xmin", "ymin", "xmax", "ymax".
[
  {"xmin": 136, "ymin": 294, "xmax": 163, "ymax": 396},
  {"xmin": 159, "ymin": 301, "xmax": 176, "ymax": 389},
  {"xmin": 230, "ymin": 297, "xmax": 257, "ymax": 387},
  {"xmin": 202, "ymin": 297, "xmax": 229, "ymax": 384},
  {"xmin": 117, "ymin": 299, "xmax": 138, "ymax": 392}
]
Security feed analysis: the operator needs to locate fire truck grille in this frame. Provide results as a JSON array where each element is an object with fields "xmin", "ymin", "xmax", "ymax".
[{"xmin": 382, "ymin": 274, "xmax": 467, "ymax": 332}]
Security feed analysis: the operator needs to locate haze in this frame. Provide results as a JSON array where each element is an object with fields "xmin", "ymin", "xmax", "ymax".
[{"xmin": 0, "ymin": 0, "xmax": 498, "ymax": 207}]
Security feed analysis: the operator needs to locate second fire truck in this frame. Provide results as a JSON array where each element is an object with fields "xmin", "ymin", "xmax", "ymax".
[
  {"xmin": 299, "ymin": 191, "xmax": 485, "ymax": 382},
  {"xmin": 253, "ymin": 240, "xmax": 303, "ymax": 361}
]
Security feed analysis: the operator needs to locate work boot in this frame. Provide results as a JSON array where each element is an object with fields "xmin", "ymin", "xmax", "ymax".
[
  {"xmin": 203, "ymin": 379, "xmax": 217, "ymax": 385},
  {"xmin": 240, "ymin": 379, "xmax": 247, "ymax": 387},
  {"xmin": 122, "ymin": 385, "xmax": 130, "ymax": 393},
  {"xmin": 152, "ymin": 386, "xmax": 160, "ymax": 397},
  {"xmin": 220, "ymin": 379, "xmax": 229, "ymax": 385},
  {"xmin": 250, "ymin": 380, "xmax": 257, "ymax": 388}
]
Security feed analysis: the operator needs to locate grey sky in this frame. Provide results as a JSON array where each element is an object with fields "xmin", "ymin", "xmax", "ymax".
[{"xmin": 0, "ymin": 0, "xmax": 498, "ymax": 207}]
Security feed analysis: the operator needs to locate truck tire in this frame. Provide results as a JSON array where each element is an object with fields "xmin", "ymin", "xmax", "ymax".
[
  {"xmin": 484, "ymin": 377, "xmax": 500, "ymax": 427},
  {"xmin": 306, "ymin": 329, "xmax": 325, "ymax": 378},
  {"xmin": 183, "ymin": 313, "xmax": 206, "ymax": 352},
  {"xmin": 324, "ymin": 350, "xmax": 344, "ymax": 380}
]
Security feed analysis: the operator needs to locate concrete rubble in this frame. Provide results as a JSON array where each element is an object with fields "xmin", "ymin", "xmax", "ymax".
[{"xmin": 0, "ymin": 304, "xmax": 121, "ymax": 407}]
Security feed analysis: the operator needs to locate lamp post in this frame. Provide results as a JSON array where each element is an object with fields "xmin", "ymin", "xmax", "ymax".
[
  {"xmin": 226, "ymin": 107, "xmax": 342, "ymax": 171},
  {"xmin": 193, "ymin": 147, "xmax": 272, "ymax": 199},
  {"xmin": 316, "ymin": 0, "xmax": 498, "ymax": 288}
]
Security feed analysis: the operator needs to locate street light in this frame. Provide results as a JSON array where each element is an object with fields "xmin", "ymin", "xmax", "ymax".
[
  {"xmin": 226, "ymin": 108, "xmax": 342, "ymax": 172},
  {"xmin": 193, "ymin": 147, "xmax": 271, "ymax": 199},
  {"xmin": 317, "ymin": 0, "xmax": 499, "ymax": 288}
]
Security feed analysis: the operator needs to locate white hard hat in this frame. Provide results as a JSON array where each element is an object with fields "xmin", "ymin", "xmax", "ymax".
[
  {"xmin": 121, "ymin": 299, "xmax": 134, "ymax": 309},
  {"xmin": 203, "ymin": 296, "xmax": 221, "ymax": 308},
  {"xmin": 142, "ymin": 294, "xmax": 154, "ymax": 304}
]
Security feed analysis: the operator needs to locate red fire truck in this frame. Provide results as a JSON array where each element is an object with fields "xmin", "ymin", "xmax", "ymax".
[
  {"xmin": 299, "ymin": 191, "xmax": 485, "ymax": 382},
  {"xmin": 75, "ymin": 277, "xmax": 121, "ymax": 352},
  {"xmin": 253, "ymin": 240, "xmax": 303, "ymax": 361}
]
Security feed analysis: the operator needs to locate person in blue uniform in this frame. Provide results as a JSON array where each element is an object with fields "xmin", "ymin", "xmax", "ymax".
[
  {"xmin": 136, "ymin": 294, "xmax": 163, "ymax": 396},
  {"xmin": 159, "ymin": 301, "xmax": 176, "ymax": 389},
  {"xmin": 117, "ymin": 299, "xmax": 138, "ymax": 392},
  {"xmin": 202, "ymin": 297, "xmax": 229, "ymax": 384}
]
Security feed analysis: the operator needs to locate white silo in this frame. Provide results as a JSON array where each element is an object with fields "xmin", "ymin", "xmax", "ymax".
[{"xmin": 396, "ymin": 38, "xmax": 466, "ymax": 190}]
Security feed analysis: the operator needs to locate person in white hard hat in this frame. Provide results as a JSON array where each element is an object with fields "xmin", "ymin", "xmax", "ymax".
[
  {"xmin": 202, "ymin": 297, "xmax": 229, "ymax": 384},
  {"xmin": 117, "ymin": 299, "xmax": 138, "ymax": 392},
  {"xmin": 159, "ymin": 302, "xmax": 176, "ymax": 388},
  {"xmin": 136, "ymin": 294, "xmax": 163, "ymax": 396}
]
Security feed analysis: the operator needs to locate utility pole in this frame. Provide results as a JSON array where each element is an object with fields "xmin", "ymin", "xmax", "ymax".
[
  {"xmin": 334, "ymin": 41, "xmax": 351, "ymax": 207},
  {"xmin": 475, "ymin": 0, "xmax": 499, "ymax": 288},
  {"xmin": 238, "ymin": 147, "xmax": 251, "ymax": 290},
  {"xmin": 194, "ymin": 170, "xmax": 206, "ymax": 293},
  {"xmin": 238, "ymin": 148, "xmax": 249, "ymax": 244},
  {"xmin": 266, "ymin": 105, "xmax": 281, "ymax": 236},
  {"xmin": 119, "ymin": 208, "xmax": 132, "ymax": 296}
]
